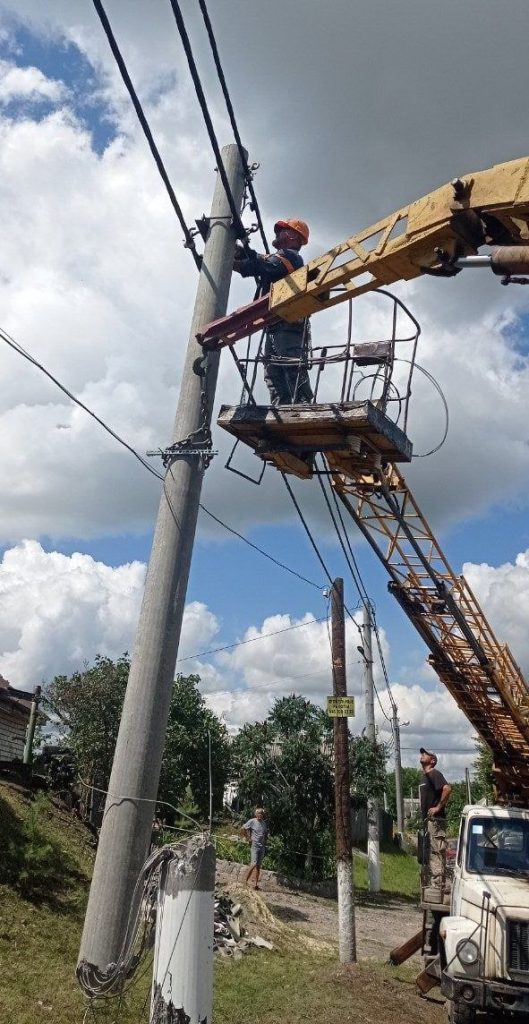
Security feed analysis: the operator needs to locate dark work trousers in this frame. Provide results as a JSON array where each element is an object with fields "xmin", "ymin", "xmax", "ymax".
[{"xmin": 263, "ymin": 328, "xmax": 313, "ymax": 406}]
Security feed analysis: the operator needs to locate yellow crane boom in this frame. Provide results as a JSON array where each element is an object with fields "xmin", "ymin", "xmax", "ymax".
[{"xmin": 199, "ymin": 154, "xmax": 529, "ymax": 348}]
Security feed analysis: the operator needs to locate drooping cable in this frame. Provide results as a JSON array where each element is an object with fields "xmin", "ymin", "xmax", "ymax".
[
  {"xmin": 198, "ymin": 503, "xmax": 322, "ymax": 589},
  {"xmin": 91, "ymin": 0, "xmax": 201, "ymax": 270},
  {"xmin": 280, "ymin": 473, "xmax": 336, "ymax": 589},
  {"xmin": 326, "ymin": 479, "xmax": 371, "ymax": 606},
  {"xmin": 316, "ymin": 465, "xmax": 369, "ymax": 620},
  {"xmin": 0, "ymin": 325, "xmax": 324, "ymax": 592},
  {"xmin": 0, "ymin": 325, "xmax": 165, "ymax": 483},
  {"xmin": 280, "ymin": 472, "xmax": 363, "ymax": 638},
  {"xmin": 196, "ymin": 0, "xmax": 269, "ymax": 253},
  {"xmin": 316, "ymin": 458, "xmax": 396, "ymax": 720},
  {"xmin": 167, "ymin": 0, "xmax": 250, "ymax": 247},
  {"xmin": 177, "ymin": 614, "xmax": 326, "ymax": 663}
]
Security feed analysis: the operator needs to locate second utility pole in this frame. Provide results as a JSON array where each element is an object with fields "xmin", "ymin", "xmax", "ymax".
[
  {"xmin": 362, "ymin": 602, "xmax": 380, "ymax": 893},
  {"xmin": 78, "ymin": 144, "xmax": 246, "ymax": 983},
  {"xmin": 331, "ymin": 578, "xmax": 356, "ymax": 964},
  {"xmin": 392, "ymin": 705, "xmax": 405, "ymax": 842}
]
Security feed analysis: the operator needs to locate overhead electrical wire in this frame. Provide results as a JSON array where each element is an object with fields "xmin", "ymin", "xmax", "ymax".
[
  {"xmin": 91, "ymin": 0, "xmax": 202, "ymax": 269},
  {"xmin": 198, "ymin": 503, "xmax": 321, "ymax": 589},
  {"xmin": 196, "ymin": 0, "xmax": 269, "ymax": 253},
  {"xmin": 167, "ymin": 0, "xmax": 250, "ymax": 247},
  {"xmin": 280, "ymin": 471, "xmax": 365, "ymax": 641},
  {"xmin": 314, "ymin": 457, "xmax": 397, "ymax": 721},
  {"xmin": 0, "ymin": 325, "xmax": 324, "ymax": 593},
  {"xmin": 0, "ymin": 325, "xmax": 164, "ymax": 483},
  {"xmin": 280, "ymin": 473, "xmax": 338, "ymax": 590},
  {"xmin": 316, "ymin": 466, "xmax": 370, "ymax": 629},
  {"xmin": 176, "ymin": 614, "xmax": 327, "ymax": 663}
]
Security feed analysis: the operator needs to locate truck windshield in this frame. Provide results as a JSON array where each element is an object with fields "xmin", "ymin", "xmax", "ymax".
[{"xmin": 467, "ymin": 817, "xmax": 529, "ymax": 877}]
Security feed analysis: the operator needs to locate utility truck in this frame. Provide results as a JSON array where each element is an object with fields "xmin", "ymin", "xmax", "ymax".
[{"xmin": 440, "ymin": 806, "xmax": 529, "ymax": 1023}]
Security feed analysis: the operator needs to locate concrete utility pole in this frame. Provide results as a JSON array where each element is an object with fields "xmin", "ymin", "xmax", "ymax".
[
  {"xmin": 151, "ymin": 839, "xmax": 215, "ymax": 1024},
  {"xmin": 23, "ymin": 685, "xmax": 41, "ymax": 766},
  {"xmin": 362, "ymin": 603, "xmax": 380, "ymax": 893},
  {"xmin": 465, "ymin": 766, "xmax": 472, "ymax": 804},
  {"xmin": 78, "ymin": 145, "xmax": 246, "ymax": 984},
  {"xmin": 392, "ymin": 706, "xmax": 405, "ymax": 841},
  {"xmin": 331, "ymin": 578, "xmax": 356, "ymax": 964}
]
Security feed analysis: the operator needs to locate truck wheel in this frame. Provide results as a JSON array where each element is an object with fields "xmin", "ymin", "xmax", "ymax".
[{"xmin": 447, "ymin": 1000, "xmax": 476, "ymax": 1023}]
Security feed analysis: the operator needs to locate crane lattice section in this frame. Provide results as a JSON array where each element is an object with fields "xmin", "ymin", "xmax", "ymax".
[{"xmin": 333, "ymin": 465, "xmax": 529, "ymax": 803}]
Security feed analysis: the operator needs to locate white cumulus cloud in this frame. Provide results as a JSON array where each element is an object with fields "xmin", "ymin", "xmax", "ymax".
[
  {"xmin": 0, "ymin": 542, "xmax": 221, "ymax": 688},
  {"xmin": 463, "ymin": 549, "xmax": 529, "ymax": 676},
  {"xmin": 0, "ymin": 59, "xmax": 66, "ymax": 104}
]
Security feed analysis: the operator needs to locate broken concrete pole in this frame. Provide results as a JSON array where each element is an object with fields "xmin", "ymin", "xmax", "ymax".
[{"xmin": 150, "ymin": 837, "xmax": 215, "ymax": 1024}]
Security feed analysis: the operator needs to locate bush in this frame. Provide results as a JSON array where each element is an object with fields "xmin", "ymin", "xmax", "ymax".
[{"xmin": 1, "ymin": 792, "xmax": 81, "ymax": 900}]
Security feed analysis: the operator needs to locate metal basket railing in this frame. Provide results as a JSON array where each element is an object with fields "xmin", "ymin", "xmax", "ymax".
[{"xmin": 227, "ymin": 288, "xmax": 421, "ymax": 435}]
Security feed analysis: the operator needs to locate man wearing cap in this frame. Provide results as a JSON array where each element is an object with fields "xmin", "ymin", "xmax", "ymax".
[
  {"xmin": 419, "ymin": 747, "xmax": 452, "ymax": 899},
  {"xmin": 233, "ymin": 220, "xmax": 313, "ymax": 405}
]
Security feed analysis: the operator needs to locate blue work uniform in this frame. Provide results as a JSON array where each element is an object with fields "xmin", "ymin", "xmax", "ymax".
[{"xmin": 235, "ymin": 247, "xmax": 313, "ymax": 405}]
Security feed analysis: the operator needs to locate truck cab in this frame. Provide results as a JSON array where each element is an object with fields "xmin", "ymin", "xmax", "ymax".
[{"xmin": 440, "ymin": 805, "xmax": 529, "ymax": 1022}]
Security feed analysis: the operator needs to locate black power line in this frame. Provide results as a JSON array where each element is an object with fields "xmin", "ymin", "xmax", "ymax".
[
  {"xmin": 196, "ymin": 0, "xmax": 270, "ymax": 254},
  {"xmin": 91, "ymin": 0, "xmax": 202, "ymax": 269},
  {"xmin": 0, "ymin": 325, "xmax": 324, "ymax": 592},
  {"xmin": 316, "ymin": 459, "xmax": 396, "ymax": 721},
  {"xmin": 0, "ymin": 325, "xmax": 164, "ymax": 483},
  {"xmin": 278, "ymin": 471, "xmax": 364, "ymax": 638},
  {"xmin": 177, "ymin": 614, "xmax": 326, "ymax": 663},
  {"xmin": 168, "ymin": 0, "xmax": 249, "ymax": 247},
  {"xmin": 198, "ymin": 503, "xmax": 321, "ymax": 589}
]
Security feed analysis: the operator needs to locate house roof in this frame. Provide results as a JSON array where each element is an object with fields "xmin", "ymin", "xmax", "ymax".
[{"xmin": 0, "ymin": 674, "xmax": 34, "ymax": 714}]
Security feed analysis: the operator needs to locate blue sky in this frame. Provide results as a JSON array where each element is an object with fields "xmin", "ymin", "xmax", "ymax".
[
  {"xmin": 2, "ymin": 3, "xmax": 529, "ymax": 773},
  {"xmin": 0, "ymin": 24, "xmax": 115, "ymax": 151}
]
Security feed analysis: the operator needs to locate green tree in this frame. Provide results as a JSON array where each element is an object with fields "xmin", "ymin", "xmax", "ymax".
[
  {"xmin": 473, "ymin": 740, "xmax": 494, "ymax": 803},
  {"xmin": 158, "ymin": 673, "xmax": 231, "ymax": 818},
  {"xmin": 445, "ymin": 781, "xmax": 468, "ymax": 836},
  {"xmin": 385, "ymin": 766, "xmax": 423, "ymax": 820},
  {"xmin": 350, "ymin": 735, "xmax": 388, "ymax": 800},
  {"xmin": 47, "ymin": 654, "xmax": 129, "ymax": 790},
  {"xmin": 46, "ymin": 656, "xmax": 230, "ymax": 819},
  {"xmin": 231, "ymin": 695, "xmax": 334, "ymax": 881}
]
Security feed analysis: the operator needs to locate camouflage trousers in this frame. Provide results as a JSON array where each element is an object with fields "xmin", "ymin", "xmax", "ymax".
[{"xmin": 427, "ymin": 816, "xmax": 447, "ymax": 890}]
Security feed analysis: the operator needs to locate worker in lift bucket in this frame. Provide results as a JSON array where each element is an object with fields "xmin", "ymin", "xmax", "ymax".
[
  {"xmin": 233, "ymin": 219, "xmax": 314, "ymax": 406},
  {"xmin": 419, "ymin": 747, "xmax": 452, "ymax": 901}
]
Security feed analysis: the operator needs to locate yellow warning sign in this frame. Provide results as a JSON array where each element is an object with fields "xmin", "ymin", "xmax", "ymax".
[{"xmin": 327, "ymin": 696, "xmax": 355, "ymax": 717}]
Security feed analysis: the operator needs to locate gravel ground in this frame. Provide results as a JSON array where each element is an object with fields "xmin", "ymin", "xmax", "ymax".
[
  {"xmin": 258, "ymin": 887, "xmax": 422, "ymax": 961},
  {"xmin": 216, "ymin": 863, "xmax": 422, "ymax": 961}
]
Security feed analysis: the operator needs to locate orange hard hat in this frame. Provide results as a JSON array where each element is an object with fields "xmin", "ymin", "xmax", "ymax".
[{"xmin": 274, "ymin": 218, "xmax": 309, "ymax": 246}]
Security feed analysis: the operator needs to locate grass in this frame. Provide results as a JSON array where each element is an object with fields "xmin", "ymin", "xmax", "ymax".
[
  {"xmin": 0, "ymin": 784, "xmax": 423, "ymax": 1023},
  {"xmin": 215, "ymin": 825, "xmax": 420, "ymax": 901},
  {"xmin": 214, "ymin": 950, "xmax": 444, "ymax": 1024},
  {"xmin": 354, "ymin": 843, "xmax": 419, "ymax": 901}
]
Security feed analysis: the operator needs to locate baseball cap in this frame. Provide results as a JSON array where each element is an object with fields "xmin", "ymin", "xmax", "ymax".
[{"xmin": 420, "ymin": 747, "xmax": 438, "ymax": 764}]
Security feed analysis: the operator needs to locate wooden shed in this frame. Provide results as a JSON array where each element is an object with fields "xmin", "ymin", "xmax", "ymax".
[{"xmin": 0, "ymin": 675, "xmax": 32, "ymax": 763}]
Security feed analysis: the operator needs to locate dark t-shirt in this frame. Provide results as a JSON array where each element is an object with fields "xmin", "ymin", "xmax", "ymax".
[{"xmin": 420, "ymin": 768, "xmax": 448, "ymax": 818}]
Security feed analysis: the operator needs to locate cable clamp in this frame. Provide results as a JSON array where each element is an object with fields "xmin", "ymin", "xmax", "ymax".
[
  {"xmin": 244, "ymin": 161, "xmax": 260, "ymax": 184},
  {"xmin": 146, "ymin": 433, "xmax": 217, "ymax": 471}
]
